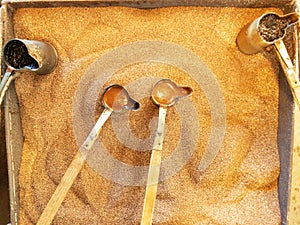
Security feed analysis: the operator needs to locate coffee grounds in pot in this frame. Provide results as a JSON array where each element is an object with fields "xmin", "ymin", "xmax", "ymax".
[{"xmin": 258, "ymin": 14, "xmax": 291, "ymax": 42}]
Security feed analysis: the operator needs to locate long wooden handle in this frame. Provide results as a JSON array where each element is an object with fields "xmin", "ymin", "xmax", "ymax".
[
  {"xmin": 141, "ymin": 106, "xmax": 167, "ymax": 225},
  {"xmin": 36, "ymin": 151, "xmax": 85, "ymax": 225},
  {"xmin": 37, "ymin": 108, "xmax": 112, "ymax": 225},
  {"xmin": 274, "ymin": 40, "xmax": 300, "ymax": 110}
]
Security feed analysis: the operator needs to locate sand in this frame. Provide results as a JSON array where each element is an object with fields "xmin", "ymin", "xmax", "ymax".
[{"xmin": 13, "ymin": 6, "xmax": 283, "ymax": 225}]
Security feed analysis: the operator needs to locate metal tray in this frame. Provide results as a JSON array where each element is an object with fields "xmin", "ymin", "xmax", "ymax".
[{"xmin": 0, "ymin": 0, "xmax": 297, "ymax": 225}]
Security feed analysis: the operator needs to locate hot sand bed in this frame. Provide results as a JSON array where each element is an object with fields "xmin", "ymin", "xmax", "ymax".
[{"xmin": 14, "ymin": 6, "xmax": 282, "ymax": 224}]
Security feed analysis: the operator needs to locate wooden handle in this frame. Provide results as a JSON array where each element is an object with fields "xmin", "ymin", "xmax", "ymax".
[
  {"xmin": 140, "ymin": 149, "xmax": 163, "ymax": 225},
  {"xmin": 37, "ymin": 108, "xmax": 112, "ymax": 225},
  {"xmin": 274, "ymin": 40, "xmax": 300, "ymax": 110},
  {"xmin": 141, "ymin": 107, "xmax": 167, "ymax": 225},
  {"xmin": 36, "ymin": 151, "xmax": 85, "ymax": 225}
]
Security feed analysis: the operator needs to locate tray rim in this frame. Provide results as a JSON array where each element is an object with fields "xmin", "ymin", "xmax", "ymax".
[
  {"xmin": 0, "ymin": 0, "xmax": 296, "ymax": 9},
  {"xmin": 0, "ymin": 1, "xmax": 297, "ymax": 225}
]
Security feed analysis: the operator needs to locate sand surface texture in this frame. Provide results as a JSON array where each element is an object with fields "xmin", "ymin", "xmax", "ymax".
[{"xmin": 14, "ymin": 6, "xmax": 282, "ymax": 225}]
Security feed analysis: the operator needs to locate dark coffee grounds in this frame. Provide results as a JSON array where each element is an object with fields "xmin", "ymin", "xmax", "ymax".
[
  {"xmin": 4, "ymin": 40, "xmax": 39, "ymax": 69},
  {"xmin": 258, "ymin": 14, "xmax": 291, "ymax": 42}
]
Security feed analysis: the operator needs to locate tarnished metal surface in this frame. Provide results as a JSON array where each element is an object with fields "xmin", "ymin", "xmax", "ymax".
[
  {"xmin": 278, "ymin": 71, "xmax": 294, "ymax": 225},
  {"xmin": 4, "ymin": 80, "xmax": 23, "ymax": 225}
]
